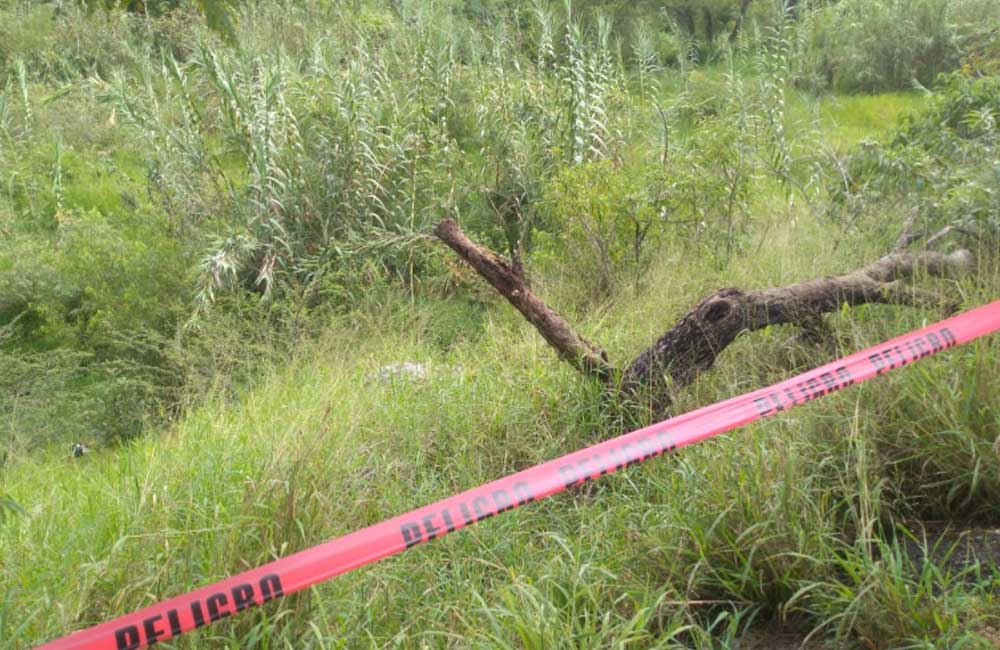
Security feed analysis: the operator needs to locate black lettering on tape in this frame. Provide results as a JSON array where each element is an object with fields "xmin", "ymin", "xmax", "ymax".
[
  {"xmin": 260, "ymin": 574, "xmax": 284, "ymax": 602},
  {"xmin": 754, "ymin": 396, "xmax": 774, "ymax": 417},
  {"xmin": 206, "ymin": 593, "xmax": 230, "ymax": 622},
  {"xmin": 492, "ymin": 488, "xmax": 513, "ymax": 513},
  {"xmin": 142, "ymin": 615, "xmax": 164, "ymax": 645},
  {"xmin": 606, "ymin": 445, "xmax": 620, "ymax": 469},
  {"xmin": 115, "ymin": 625, "xmax": 141, "ymax": 650},
  {"xmin": 167, "ymin": 609, "xmax": 182, "ymax": 636},
  {"xmin": 598, "ymin": 450, "xmax": 610, "ymax": 476},
  {"xmin": 472, "ymin": 495, "xmax": 493, "ymax": 520},
  {"xmin": 442, "ymin": 508, "xmax": 456, "ymax": 532},
  {"xmin": 459, "ymin": 502, "xmax": 474, "ymax": 525},
  {"xmin": 44, "ymin": 309, "xmax": 991, "ymax": 650},
  {"xmin": 191, "ymin": 601, "xmax": 206, "ymax": 628},
  {"xmin": 512, "ymin": 481, "xmax": 533, "ymax": 506},
  {"xmin": 232, "ymin": 583, "xmax": 255, "ymax": 612},
  {"xmin": 890, "ymin": 345, "xmax": 905, "ymax": 368},
  {"xmin": 617, "ymin": 443, "xmax": 634, "ymax": 468},
  {"xmin": 422, "ymin": 514, "xmax": 441, "ymax": 539},
  {"xmin": 401, "ymin": 522, "xmax": 422, "ymax": 549}
]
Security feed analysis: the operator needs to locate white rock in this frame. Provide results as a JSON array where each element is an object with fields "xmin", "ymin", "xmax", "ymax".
[{"xmin": 372, "ymin": 362, "xmax": 430, "ymax": 384}]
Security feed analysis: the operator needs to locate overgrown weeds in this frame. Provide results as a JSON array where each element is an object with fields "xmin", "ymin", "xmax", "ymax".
[{"xmin": 2, "ymin": 1, "xmax": 999, "ymax": 648}]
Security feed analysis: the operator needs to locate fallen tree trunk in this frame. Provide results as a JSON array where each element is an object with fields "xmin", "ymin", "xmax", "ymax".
[
  {"xmin": 435, "ymin": 218, "xmax": 973, "ymax": 404},
  {"xmin": 620, "ymin": 249, "xmax": 973, "ymax": 396}
]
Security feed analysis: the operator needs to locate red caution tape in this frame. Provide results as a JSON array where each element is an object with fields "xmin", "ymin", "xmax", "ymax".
[{"xmin": 36, "ymin": 300, "xmax": 1000, "ymax": 650}]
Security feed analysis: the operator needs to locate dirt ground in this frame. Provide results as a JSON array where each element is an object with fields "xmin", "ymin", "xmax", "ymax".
[
  {"xmin": 740, "ymin": 625, "xmax": 826, "ymax": 650},
  {"xmin": 899, "ymin": 523, "xmax": 1000, "ymax": 575}
]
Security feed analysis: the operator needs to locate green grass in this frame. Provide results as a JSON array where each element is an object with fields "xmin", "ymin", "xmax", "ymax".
[
  {"xmin": 3, "ymin": 212, "xmax": 999, "ymax": 648},
  {"xmin": 1, "ymin": 3, "xmax": 998, "ymax": 648},
  {"xmin": 789, "ymin": 91, "xmax": 928, "ymax": 150}
]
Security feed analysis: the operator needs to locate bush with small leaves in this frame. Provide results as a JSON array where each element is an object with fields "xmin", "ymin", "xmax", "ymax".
[{"xmin": 834, "ymin": 72, "xmax": 1000, "ymax": 240}]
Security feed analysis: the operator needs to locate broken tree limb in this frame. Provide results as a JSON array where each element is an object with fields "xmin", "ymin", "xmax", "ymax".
[
  {"xmin": 619, "ymin": 248, "xmax": 973, "ymax": 396},
  {"xmin": 926, "ymin": 224, "xmax": 981, "ymax": 249},
  {"xmin": 434, "ymin": 219, "xmax": 615, "ymax": 379},
  {"xmin": 434, "ymin": 218, "xmax": 973, "ymax": 405}
]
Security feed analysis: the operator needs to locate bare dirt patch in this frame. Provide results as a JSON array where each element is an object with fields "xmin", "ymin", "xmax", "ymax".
[
  {"xmin": 899, "ymin": 523, "xmax": 1000, "ymax": 576},
  {"xmin": 739, "ymin": 624, "xmax": 826, "ymax": 650}
]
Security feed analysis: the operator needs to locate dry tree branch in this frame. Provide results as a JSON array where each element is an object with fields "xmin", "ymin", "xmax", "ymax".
[
  {"xmin": 434, "ymin": 217, "xmax": 974, "ymax": 406},
  {"xmin": 434, "ymin": 219, "xmax": 614, "ymax": 379},
  {"xmin": 893, "ymin": 207, "xmax": 921, "ymax": 253},
  {"xmin": 620, "ymin": 247, "xmax": 972, "ymax": 396}
]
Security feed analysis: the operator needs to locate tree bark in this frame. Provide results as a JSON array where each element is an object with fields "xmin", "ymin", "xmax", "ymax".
[
  {"xmin": 703, "ymin": 8, "xmax": 716, "ymax": 44},
  {"xmin": 729, "ymin": 0, "xmax": 754, "ymax": 43},
  {"xmin": 434, "ymin": 218, "xmax": 972, "ymax": 405},
  {"xmin": 620, "ymin": 249, "xmax": 972, "ymax": 396},
  {"xmin": 677, "ymin": 7, "xmax": 696, "ymax": 37},
  {"xmin": 434, "ymin": 219, "xmax": 615, "ymax": 379}
]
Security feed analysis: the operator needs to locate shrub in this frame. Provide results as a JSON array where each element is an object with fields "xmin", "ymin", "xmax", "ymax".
[
  {"xmin": 833, "ymin": 73, "xmax": 1000, "ymax": 239},
  {"xmin": 0, "ymin": 207, "xmax": 189, "ymax": 448},
  {"xmin": 539, "ymin": 160, "xmax": 660, "ymax": 296},
  {"xmin": 649, "ymin": 116, "xmax": 756, "ymax": 263},
  {"xmin": 790, "ymin": 0, "xmax": 1000, "ymax": 93}
]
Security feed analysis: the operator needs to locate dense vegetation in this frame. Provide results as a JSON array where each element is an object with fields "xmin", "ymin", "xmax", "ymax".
[{"xmin": 1, "ymin": 0, "xmax": 999, "ymax": 647}]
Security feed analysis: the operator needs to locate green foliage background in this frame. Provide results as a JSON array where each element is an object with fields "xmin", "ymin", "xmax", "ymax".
[{"xmin": 0, "ymin": 0, "xmax": 999, "ymax": 647}]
